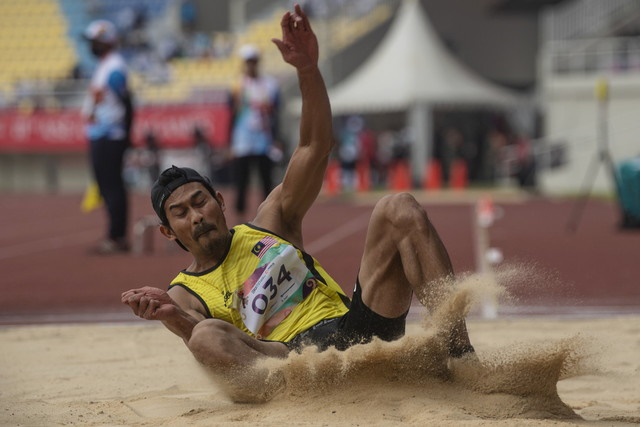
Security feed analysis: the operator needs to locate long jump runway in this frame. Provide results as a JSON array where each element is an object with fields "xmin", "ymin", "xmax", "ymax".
[{"xmin": 0, "ymin": 189, "xmax": 638, "ymax": 324}]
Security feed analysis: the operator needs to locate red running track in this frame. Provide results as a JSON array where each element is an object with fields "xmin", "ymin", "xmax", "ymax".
[{"xmin": 1, "ymin": 189, "xmax": 638, "ymax": 324}]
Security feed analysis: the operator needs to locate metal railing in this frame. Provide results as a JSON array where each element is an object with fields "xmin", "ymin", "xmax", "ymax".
[
  {"xmin": 541, "ymin": 0, "xmax": 639, "ymax": 41},
  {"xmin": 541, "ymin": 36, "xmax": 639, "ymax": 76}
]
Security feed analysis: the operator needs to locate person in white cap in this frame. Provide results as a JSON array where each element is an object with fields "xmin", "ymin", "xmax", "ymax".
[
  {"xmin": 82, "ymin": 20, "xmax": 135, "ymax": 254},
  {"xmin": 228, "ymin": 42, "xmax": 282, "ymax": 222}
]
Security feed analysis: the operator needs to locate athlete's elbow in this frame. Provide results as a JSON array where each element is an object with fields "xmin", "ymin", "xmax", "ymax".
[{"xmin": 319, "ymin": 136, "xmax": 335, "ymax": 156}]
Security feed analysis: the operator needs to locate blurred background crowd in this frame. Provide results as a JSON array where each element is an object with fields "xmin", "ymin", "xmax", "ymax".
[{"xmin": 0, "ymin": 0, "xmax": 638, "ymax": 224}]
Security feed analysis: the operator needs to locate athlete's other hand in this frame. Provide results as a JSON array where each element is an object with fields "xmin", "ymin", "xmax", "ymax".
[{"xmin": 121, "ymin": 286, "xmax": 179, "ymax": 320}]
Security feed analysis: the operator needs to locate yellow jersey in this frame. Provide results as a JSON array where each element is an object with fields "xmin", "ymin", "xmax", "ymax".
[{"xmin": 169, "ymin": 224, "xmax": 349, "ymax": 342}]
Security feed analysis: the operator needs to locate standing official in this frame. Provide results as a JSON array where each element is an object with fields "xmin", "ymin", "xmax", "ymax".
[
  {"xmin": 82, "ymin": 20, "xmax": 135, "ymax": 254},
  {"xmin": 229, "ymin": 43, "xmax": 281, "ymax": 222}
]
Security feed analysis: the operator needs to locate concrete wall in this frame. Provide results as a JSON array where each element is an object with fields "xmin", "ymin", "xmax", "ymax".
[
  {"xmin": 0, "ymin": 153, "xmax": 90, "ymax": 194},
  {"xmin": 539, "ymin": 73, "xmax": 639, "ymax": 195}
]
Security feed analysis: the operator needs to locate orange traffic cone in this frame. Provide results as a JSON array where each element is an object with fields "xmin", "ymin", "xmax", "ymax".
[
  {"xmin": 324, "ymin": 160, "xmax": 341, "ymax": 195},
  {"xmin": 450, "ymin": 159, "xmax": 468, "ymax": 190},
  {"xmin": 389, "ymin": 161, "xmax": 412, "ymax": 191},
  {"xmin": 424, "ymin": 159, "xmax": 442, "ymax": 190}
]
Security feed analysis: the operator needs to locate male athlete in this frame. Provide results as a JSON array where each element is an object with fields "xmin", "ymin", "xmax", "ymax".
[{"xmin": 122, "ymin": 4, "xmax": 473, "ymax": 382}]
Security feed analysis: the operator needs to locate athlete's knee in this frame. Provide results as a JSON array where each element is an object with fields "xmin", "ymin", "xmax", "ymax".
[
  {"xmin": 373, "ymin": 192, "xmax": 430, "ymax": 231},
  {"xmin": 188, "ymin": 319, "xmax": 237, "ymax": 366}
]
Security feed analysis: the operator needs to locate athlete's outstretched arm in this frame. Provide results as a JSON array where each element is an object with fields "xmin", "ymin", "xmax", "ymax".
[
  {"xmin": 255, "ymin": 4, "xmax": 333, "ymax": 247},
  {"xmin": 121, "ymin": 286, "xmax": 205, "ymax": 343}
]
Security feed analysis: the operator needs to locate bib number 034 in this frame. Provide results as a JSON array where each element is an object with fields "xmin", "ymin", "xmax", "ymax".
[
  {"xmin": 240, "ymin": 244, "xmax": 311, "ymax": 335},
  {"xmin": 252, "ymin": 264, "xmax": 292, "ymax": 314}
]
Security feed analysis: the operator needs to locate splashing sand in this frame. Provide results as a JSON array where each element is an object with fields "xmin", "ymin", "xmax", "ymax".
[{"xmin": 209, "ymin": 267, "xmax": 594, "ymax": 420}]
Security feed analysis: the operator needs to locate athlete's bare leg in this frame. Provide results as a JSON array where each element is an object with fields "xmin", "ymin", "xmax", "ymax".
[{"xmin": 357, "ymin": 192, "xmax": 474, "ymax": 356}]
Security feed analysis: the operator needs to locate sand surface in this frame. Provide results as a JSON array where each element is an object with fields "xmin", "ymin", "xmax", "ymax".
[{"xmin": 1, "ymin": 314, "xmax": 638, "ymax": 427}]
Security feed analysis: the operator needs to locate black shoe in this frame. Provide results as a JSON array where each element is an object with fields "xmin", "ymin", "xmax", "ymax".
[{"xmin": 448, "ymin": 344, "xmax": 476, "ymax": 359}]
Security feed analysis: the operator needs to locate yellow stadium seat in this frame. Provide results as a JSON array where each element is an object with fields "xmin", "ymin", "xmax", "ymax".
[{"xmin": 0, "ymin": 0, "xmax": 77, "ymax": 86}]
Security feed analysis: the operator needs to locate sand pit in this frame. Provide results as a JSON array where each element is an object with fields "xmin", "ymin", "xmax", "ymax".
[
  {"xmin": 2, "ymin": 272, "xmax": 639, "ymax": 426},
  {"xmin": 1, "ymin": 313, "xmax": 638, "ymax": 426}
]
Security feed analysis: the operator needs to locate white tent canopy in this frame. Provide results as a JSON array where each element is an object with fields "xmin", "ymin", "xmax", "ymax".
[{"xmin": 327, "ymin": 0, "xmax": 519, "ymax": 114}]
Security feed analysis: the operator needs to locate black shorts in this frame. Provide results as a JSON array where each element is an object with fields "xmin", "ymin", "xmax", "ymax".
[{"xmin": 285, "ymin": 280, "xmax": 408, "ymax": 352}]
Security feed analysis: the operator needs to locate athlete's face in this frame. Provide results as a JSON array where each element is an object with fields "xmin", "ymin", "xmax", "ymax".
[{"xmin": 160, "ymin": 182, "xmax": 229, "ymax": 256}]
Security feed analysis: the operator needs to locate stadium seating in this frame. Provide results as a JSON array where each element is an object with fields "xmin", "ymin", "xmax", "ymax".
[
  {"xmin": 0, "ymin": 0, "xmax": 76, "ymax": 106},
  {"xmin": 0, "ymin": 0, "xmax": 393, "ymax": 107}
]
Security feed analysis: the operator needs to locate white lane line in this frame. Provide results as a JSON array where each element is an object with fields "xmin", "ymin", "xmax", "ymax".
[
  {"xmin": 1, "ymin": 305, "xmax": 636, "ymax": 326},
  {"xmin": 0, "ymin": 310, "xmax": 137, "ymax": 325},
  {"xmin": 304, "ymin": 211, "xmax": 371, "ymax": 254},
  {"xmin": 494, "ymin": 304, "xmax": 640, "ymax": 317},
  {"xmin": 0, "ymin": 230, "xmax": 97, "ymax": 260}
]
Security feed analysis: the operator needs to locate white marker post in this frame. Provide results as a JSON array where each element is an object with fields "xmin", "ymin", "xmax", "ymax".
[{"xmin": 474, "ymin": 197, "xmax": 502, "ymax": 318}]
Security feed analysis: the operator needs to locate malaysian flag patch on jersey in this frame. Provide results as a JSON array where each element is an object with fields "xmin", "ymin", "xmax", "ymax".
[{"xmin": 251, "ymin": 235, "xmax": 279, "ymax": 258}]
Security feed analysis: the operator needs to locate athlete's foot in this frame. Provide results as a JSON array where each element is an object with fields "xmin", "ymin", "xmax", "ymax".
[
  {"xmin": 447, "ymin": 319, "xmax": 475, "ymax": 358},
  {"xmin": 448, "ymin": 341, "xmax": 476, "ymax": 358}
]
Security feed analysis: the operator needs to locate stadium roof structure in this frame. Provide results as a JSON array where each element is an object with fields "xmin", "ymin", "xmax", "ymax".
[{"xmin": 325, "ymin": 0, "xmax": 520, "ymax": 114}]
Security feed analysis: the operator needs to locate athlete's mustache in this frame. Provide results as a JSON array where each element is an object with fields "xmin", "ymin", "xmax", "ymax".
[{"xmin": 193, "ymin": 222, "xmax": 216, "ymax": 239}]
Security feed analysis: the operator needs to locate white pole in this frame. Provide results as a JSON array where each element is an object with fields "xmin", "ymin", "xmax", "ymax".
[
  {"xmin": 408, "ymin": 103, "xmax": 431, "ymax": 186},
  {"xmin": 474, "ymin": 197, "xmax": 499, "ymax": 318}
]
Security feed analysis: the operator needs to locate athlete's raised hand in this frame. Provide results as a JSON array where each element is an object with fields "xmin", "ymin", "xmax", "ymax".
[{"xmin": 272, "ymin": 4, "xmax": 318, "ymax": 72}]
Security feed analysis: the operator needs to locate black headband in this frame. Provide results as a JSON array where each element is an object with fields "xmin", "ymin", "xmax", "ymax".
[{"xmin": 150, "ymin": 165, "xmax": 216, "ymax": 225}]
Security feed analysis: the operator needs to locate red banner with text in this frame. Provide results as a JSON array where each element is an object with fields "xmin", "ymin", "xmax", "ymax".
[{"xmin": 0, "ymin": 104, "xmax": 231, "ymax": 152}]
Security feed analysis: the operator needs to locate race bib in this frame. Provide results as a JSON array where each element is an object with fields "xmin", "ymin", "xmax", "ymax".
[{"xmin": 234, "ymin": 243, "xmax": 317, "ymax": 337}]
